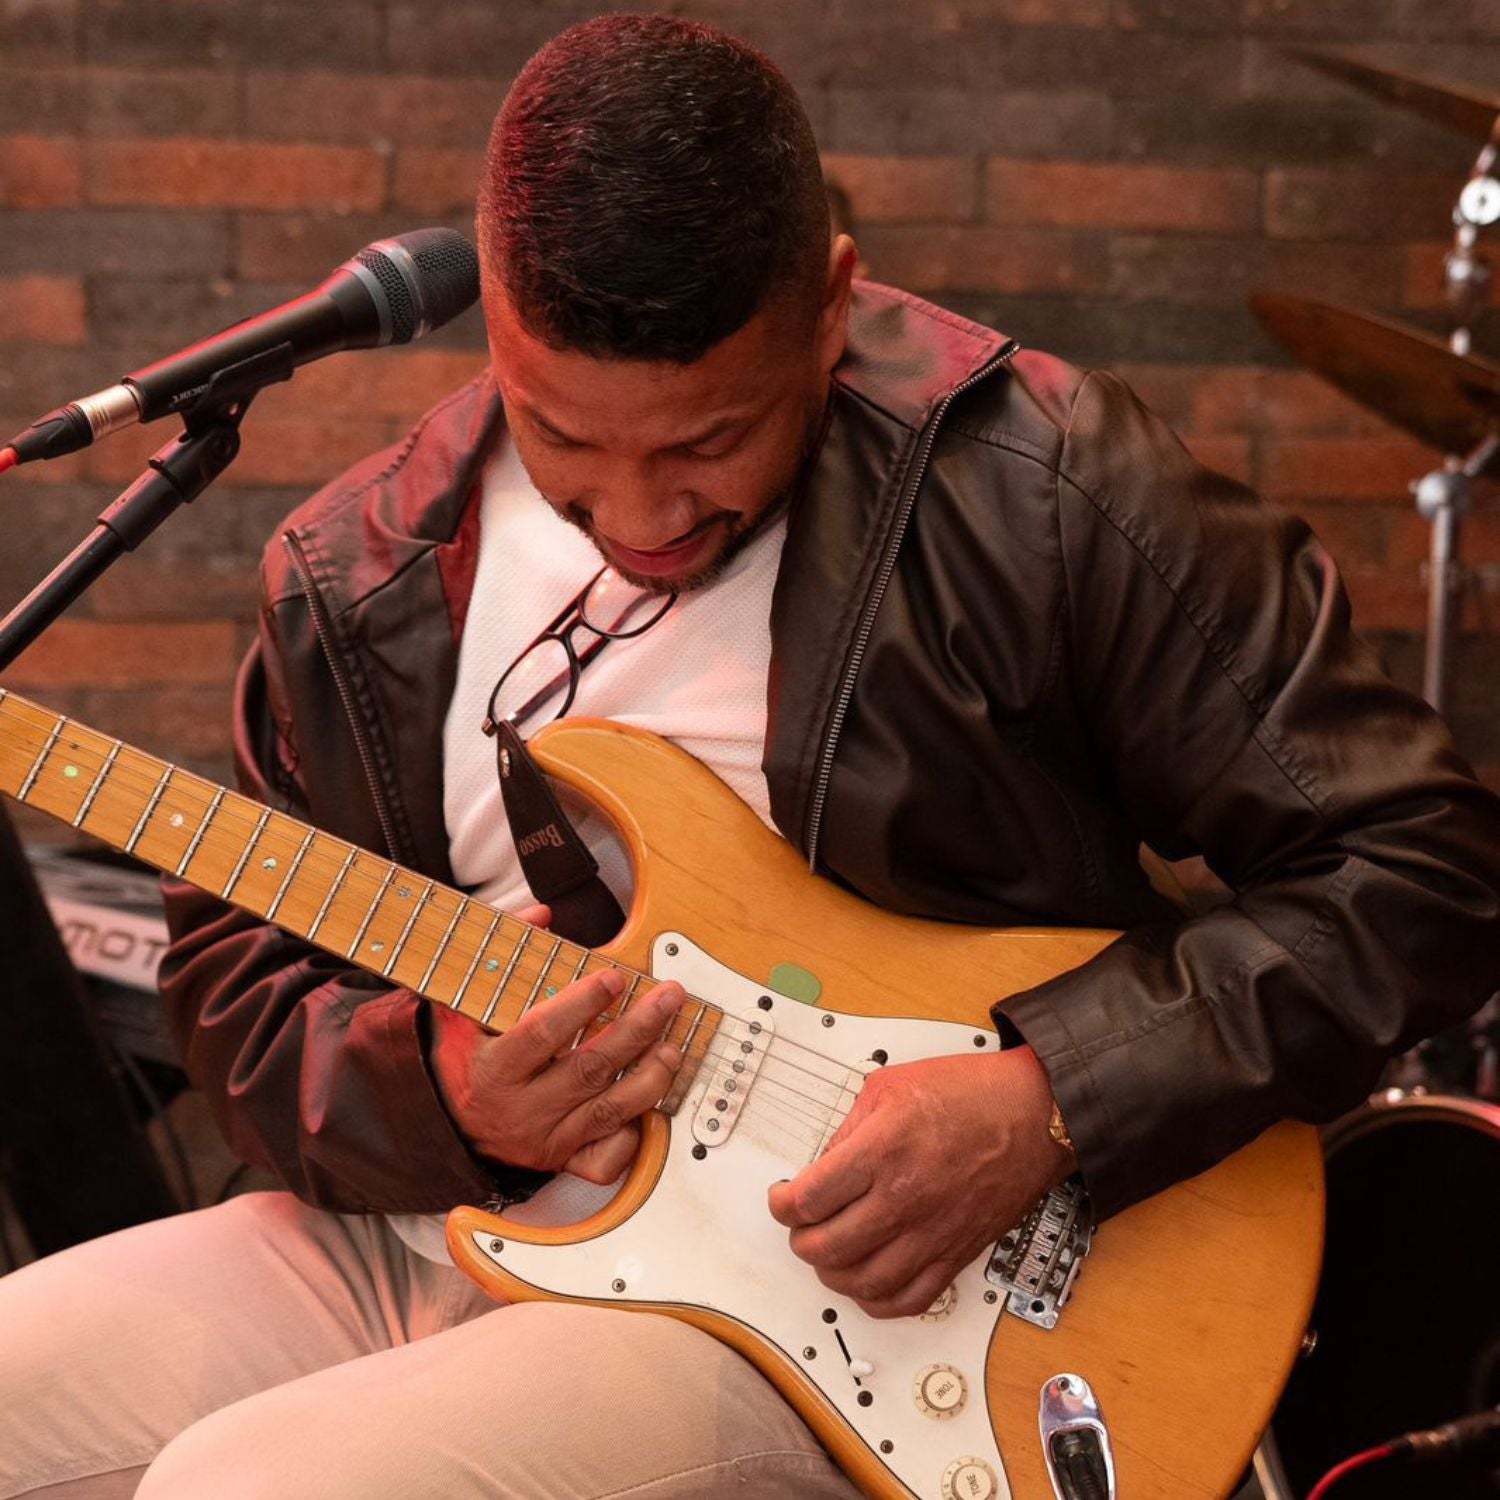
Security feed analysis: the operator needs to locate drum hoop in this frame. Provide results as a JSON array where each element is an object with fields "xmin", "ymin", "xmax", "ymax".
[{"xmin": 1323, "ymin": 1089, "xmax": 1500, "ymax": 1152}]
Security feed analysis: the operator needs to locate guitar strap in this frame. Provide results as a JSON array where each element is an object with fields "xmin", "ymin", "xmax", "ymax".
[{"xmin": 493, "ymin": 717, "xmax": 625, "ymax": 947}]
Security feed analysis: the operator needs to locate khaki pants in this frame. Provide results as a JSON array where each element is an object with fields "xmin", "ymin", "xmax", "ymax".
[{"xmin": 0, "ymin": 1192, "xmax": 859, "ymax": 1499}]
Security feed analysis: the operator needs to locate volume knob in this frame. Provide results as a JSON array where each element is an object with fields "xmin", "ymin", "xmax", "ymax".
[{"xmin": 914, "ymin": 1363, "xmax": 967, "ymax": 1419}]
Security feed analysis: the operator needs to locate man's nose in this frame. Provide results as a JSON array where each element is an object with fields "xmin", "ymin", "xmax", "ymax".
[{"xmin": 588, "ymin": 463, "xmax": 694, "ymax": 548}]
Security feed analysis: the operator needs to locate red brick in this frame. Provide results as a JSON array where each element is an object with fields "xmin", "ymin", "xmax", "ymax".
[
  {"xmin": 245, "ymin": 72, "xmax": 498, "ymax": 148},
  {"xmin": 1262, "ymin": 436, "xmax": 1436, "ymax": 500},
  {"xmin": 821, "ymin": 154, "xmax": 976, "ymax": 224},
  {"xmin": 235, "ymin": 213, "xmax": 414, "ymax": 281},
  {"xmin": 1265, "ymin": 169, "xmax": 1460, "ymax": 242},
  {"xmin": 985, "ymin": 160, "xmax": 1258, "ymax": 233},
  {"xmin": 86, "ymin": 139, "xmax": 388, "ymax": 212},
  {"xmin": 855, "ymin": 226, "xmax": 1106, "ymax": 294},
  {"xmin": 278, "ymin": 350, "xmax": 487, "ymax": 420},
  {"xmin": 1181, "ymin": 433, "xmax": 1253, "ymax": 485},
  {"xmin": 87, "ymin": 557, "xmax": 261, "ymax": 621},
  {"xmin": 76, "ymin": 684, "xmax": 237, "ymax": 764},
  {"xmin": 0, "ymin": 276, "xmax": 86, "ymax": 345},
  {"xmin": 1, "ymin": 621, "xmax": 238, "ymax": 689},
  {"xmin": 0, "ymin": 135, "xmax": 83, "ymax": 208},
  {"xmin": 391, "ymin": 148, "xmax": 483, "ymax": 216}
]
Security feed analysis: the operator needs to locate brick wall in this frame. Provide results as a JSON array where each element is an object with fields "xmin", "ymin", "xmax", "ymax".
[{"xmin": 1, "ymin": 0, "xmax": 1497, "ymax": 822}]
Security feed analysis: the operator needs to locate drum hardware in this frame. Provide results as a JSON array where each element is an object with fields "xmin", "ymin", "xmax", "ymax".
[
  {"xmin": 1255, "ymin": 1093, "xmax": 1500, "ymax": 1500},
  {"xmin": 1253, "ymin": 50, "xmax": 1500, "ymax": 717}
]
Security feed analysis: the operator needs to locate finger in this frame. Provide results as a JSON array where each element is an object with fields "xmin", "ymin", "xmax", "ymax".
[
  {"xmin": 561, "ymin": 1123, "xmax": 641, "ymax": 1184},
  {"xmin": 511, "ymin": 902, "xmax": 553, "ymax": 929},
  {"xmin": 551, "ymin": 982, "xmax": 685, "ymax": 1089},
  {"xmin": 551, "ymin": 1043, "xmax": 683, "ymax": 1159},
  {"xmin": 767, "ymin": 1141, "xmax": 876, "ymax": 1229},
  {"xmin": 846, "ymin": 1257, "xmax": 961, "ymax": 1322},
  {"xmin": 786, "ymin": 1186, "xmax": 907, "ymax": 1272},
  {"xmin": 489, "ymin": 968, "xmax": 628, "ymax": 1081}
]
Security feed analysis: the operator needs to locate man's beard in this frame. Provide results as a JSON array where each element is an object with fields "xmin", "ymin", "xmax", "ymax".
[{"xmin": 548, "ymin": 390, "xmax": 830, "ymax": 595}]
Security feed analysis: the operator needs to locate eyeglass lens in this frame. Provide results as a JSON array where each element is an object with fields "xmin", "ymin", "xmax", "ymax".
[{"xmin": 488, "ymin": 570, "xmax": 676, "ymax": 731}]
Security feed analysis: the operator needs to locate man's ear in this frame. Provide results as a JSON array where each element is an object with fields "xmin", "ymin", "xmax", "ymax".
[{"xmin": 818, "ymin": 233, "xmax": 859, "ymax": 374}]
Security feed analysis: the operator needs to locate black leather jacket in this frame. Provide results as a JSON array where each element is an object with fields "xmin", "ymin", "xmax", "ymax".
[{"xmin": 160, "ymin": 283, "xmax": 1500, "ymax": 1220}]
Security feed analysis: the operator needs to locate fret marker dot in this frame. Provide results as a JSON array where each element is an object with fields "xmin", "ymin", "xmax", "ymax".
[
  {"xmin": 170, "ymin": 813, "xmax": 185, "ymax": 828},
  {"xmin": 485, "ymin": 959, "xmax": 500, "ymax": 972},
  {"xmin": 398, "ymin": 886, "xmax": 412, "ymax": 899},
  {"xmin": 262, "ymin": 857, "xmax": 278, "ymax": 871},
  {"xmin": 63, "ymin": 764, "xmax": 79, "ymax": 779},
  {"xmin": 546, "ymin": 986, "xmax": 557, "ymax": 998},
  {"xmin": 371, "ymin": 941, "xmax": 385, "ymax": 954}
]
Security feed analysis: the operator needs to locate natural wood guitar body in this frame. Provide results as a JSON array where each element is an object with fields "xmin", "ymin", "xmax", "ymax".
[{"xmin": 448, "ymin": 720, "xmax": 1325, "ymax": 1500}]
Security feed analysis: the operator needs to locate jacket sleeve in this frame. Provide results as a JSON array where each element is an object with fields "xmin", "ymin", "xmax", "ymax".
[
  {"xmin": 998, "ymin": 369, "xmax": 1500, "ymax": 1220},
  {"xmin": 158, "ymin": 603, "xmax": 546, "ymax": 1214}
]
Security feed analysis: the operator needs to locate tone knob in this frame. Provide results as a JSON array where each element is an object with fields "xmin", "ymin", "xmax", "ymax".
[
  {"xmin": 914, "ymin": 1363, "xmax": 967, "ymax": 1418},
  {"xmin": 918, "ymin": 1284, "xmax": 957, "ymax": 1321},
  {"xmin": 942, "ymin": 1456, "xmax": 998, "ymax": 1500}
]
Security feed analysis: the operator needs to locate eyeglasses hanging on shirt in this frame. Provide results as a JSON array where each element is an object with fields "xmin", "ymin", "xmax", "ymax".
[
  {"xmin": 479, "ymin": 567, "xmax": 678, "ymax": 948},
  {"xmin": 482, "ymin": 566, "xmax": 678, "ymax": 737}
]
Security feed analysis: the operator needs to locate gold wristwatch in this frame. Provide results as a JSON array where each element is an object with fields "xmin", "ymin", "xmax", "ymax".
[{"xmin": 1047, "ymin": 1098, "xmax": 1075, "ymax": 1155}]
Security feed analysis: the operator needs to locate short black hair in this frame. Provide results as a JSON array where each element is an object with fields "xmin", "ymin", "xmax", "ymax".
[{"xmin": 478, "ymin": 14, "xmax": 829, "ymax": 363}]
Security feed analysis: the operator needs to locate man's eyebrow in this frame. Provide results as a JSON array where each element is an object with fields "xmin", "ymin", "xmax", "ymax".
[{"xmin": 524, "ymin": 407, "xmax": 748, "ymax": 448}]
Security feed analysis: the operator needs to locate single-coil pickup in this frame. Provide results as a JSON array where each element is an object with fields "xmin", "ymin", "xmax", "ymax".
[{"xmin": 690, "ymin": 1014, "xmax": 774, "ymax": 1147}]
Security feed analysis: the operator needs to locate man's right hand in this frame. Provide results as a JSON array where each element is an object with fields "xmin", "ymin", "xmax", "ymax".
[{"xmin": 428, "ymin": 958, "xmax": 685, "ymax": 1185}]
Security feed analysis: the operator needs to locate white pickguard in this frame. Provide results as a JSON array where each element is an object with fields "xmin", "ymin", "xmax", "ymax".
[{"xmin": 466, "ymin": 934, "xmax": 1015, "ymax": 1500}]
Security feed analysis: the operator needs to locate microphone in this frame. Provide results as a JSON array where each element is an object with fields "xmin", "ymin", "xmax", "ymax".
[{"xmin": 2, "ymin": 228, "xmax": 480, "ymax": 468}]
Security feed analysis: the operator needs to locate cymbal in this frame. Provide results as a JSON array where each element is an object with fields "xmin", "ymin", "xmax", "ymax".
[
  {"xmin": 1281, "ymin": 47, "xmax": 1500, "ymax": 146},
  {"xmin": 1249, "ymin": 292, "xmax": 1500, "ymax": 455}
]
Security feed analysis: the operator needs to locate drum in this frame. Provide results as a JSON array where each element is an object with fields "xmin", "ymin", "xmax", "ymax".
[{"xmin": 1256, "ymin": 1093, "xmax": 1500, "ymax": 1499}]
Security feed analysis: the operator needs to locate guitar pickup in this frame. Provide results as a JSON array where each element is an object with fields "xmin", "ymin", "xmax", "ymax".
[{"xmin": 690, "ymin": 1013, "xmax": 773, "ymax": 1147}]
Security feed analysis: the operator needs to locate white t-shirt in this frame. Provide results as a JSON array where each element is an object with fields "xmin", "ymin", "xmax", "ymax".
[{"xmin": 389, "ymin": 432, "xmax": 787, "ymax": 1262}]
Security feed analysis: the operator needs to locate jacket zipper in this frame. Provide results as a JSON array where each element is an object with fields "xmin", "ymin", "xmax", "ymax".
[
  {"xmin": 282, "ymin": 531, "xmax": 405, "ymax": 861},
  {"xmin": 804, "ymin": 339, "xmax": 1021, "ymax": 871}
]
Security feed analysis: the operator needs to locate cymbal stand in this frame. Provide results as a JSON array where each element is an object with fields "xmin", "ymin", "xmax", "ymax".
[
  {"xmin": 1413, "ymin": 130, "xmax": 1500, "ymax": 714},
  {"xmin": 1412, "ymin": 430, "xmax": 1498, "ymax": 714}
]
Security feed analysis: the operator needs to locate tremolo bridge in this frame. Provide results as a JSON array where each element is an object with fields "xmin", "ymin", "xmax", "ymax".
[{"xmin": 985, "ymin": 1179, "xmax": 1094, "ymax": 1330}]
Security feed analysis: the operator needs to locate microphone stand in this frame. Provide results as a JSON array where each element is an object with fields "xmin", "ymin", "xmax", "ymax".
[{"xmin": 0, "ymin": 346, "xmax": 294, "ymax": 673}]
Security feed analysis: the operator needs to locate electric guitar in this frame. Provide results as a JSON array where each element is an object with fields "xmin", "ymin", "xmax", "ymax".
[{"xmin": 0, "ymin": 689, "xmax": 1324, "ymax": 1499}]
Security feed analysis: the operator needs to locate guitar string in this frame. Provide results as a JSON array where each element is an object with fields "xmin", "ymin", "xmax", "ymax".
[{"xmin": 0, "ymin": 712, "xmax": 903, "ymax": 1132}]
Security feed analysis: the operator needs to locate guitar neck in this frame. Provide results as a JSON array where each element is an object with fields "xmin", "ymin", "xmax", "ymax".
[{"xmin": 0, "ymin": 688, "xmax": 719, "ymax": 1095}]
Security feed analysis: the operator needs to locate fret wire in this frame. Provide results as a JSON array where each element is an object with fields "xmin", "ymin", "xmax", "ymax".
[
  {"xmin": 126, "ymin": 763, "xmax": 176, "ymax": 853},
  {"xmin": 418, "ymin": 897, "xmax": 468, "ymax": 996},
  {"xmin": 307, "ymin": 846, "xmax": 358, "ymax": 940},
  {"xmin": 480, "ymin": 928, "xmax": 532, "ymax": 1026},
  {"xmin": 450, "ymin": 908, "xmax": 501, "ymax": 1009},
  {"xmin": 18, "ymin": 715, "xmax": 66, "ymax": 801},
  {"xmin": 568, "ymin": 948, "xmax": 589, "ymax": 984},
  {"xmin": 383, "ymin": 881, "xmax": 434, "ymax": 976},
  {"xmin": 519, "ymin": 937, "xmax": 564, "ymax": 1019},
  {"xmin": 619, "ymin": 972, "xmax": 644, "ymax": 1013},
  {"xmin": 265, "ymin": 826, "xmax": 316, "ymax": 922},
  {"xmin": 72, "ymin": 741, "xmax": 121, "ymax": 827},
  {"xmin": 176, "ymin": 788, "xmax": 225, "ymax": 876},
  {"xmin": 347, "ymin": 865, "xmax": 397, "ymax": 959},
  {"xmin": 221, "ymin": 805, "xmax": 271, "ymax": 898},
  {"xmin": 680, "ymin": 1001, "xmax": 708, "ymax": 1057}
]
